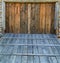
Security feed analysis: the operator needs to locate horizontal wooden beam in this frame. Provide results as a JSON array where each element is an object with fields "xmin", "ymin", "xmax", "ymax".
[
  {"xmin": 2, "ymin": 0, "xmax": 58, "ymax": 2},
  {"xmin": 0, "ymin": 37, "xmax": 57, "ymax": 40},
  {"xmin": 0, "ymin": 53, "xmax": 60, "ymax": 56},
  {"xmin": 0, "ymin": 44, "xmax": 60, "ymax": 46}
]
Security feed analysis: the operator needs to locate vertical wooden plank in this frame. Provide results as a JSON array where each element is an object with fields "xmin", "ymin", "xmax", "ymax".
[
  {"xmin": 33, "ymin": 40, "xmax": 38, "ymax": 54},
  {"xmin": 11, "ymin": 3, "xmax": 15, "ymax": 33},
  {"xmin": 14, "ymin": 56, "xmax": 21, "ymax": 63},
  {"xmin": 40, "ymin": 4, "xmax": 45, "ymax": 33},
  {"xmin": 8, "ymin": 3, "xmax": 12, "ymax": 33},
  {"xmin": 22, "ymin": 40, "xmax": 27, "ymax": 54},
  {"xmin": 5, "ymin": 3, "xmax": 7, "ymax": 32},
  {"xmin": 20, "ymin": 3, "xmax": 28, "ymax": 33},
  {"xmin": 30, "ymin": 4, "xmax": 35, "ymax": 33},
  {"xmin": 49, "ymin": 4, "xmax": 52, "ymax": 34},
  {"xmin": 34, "ymin": 56, "xmax": 40, "ymax": 63},
  {"xmin": 27, "ymin": 39, "xmax": 33, "ymax": 54},
  {"xmin": 2, "ymin": 1, "xmax": 5, "ymax": 33},
  {"xmin": 22, "ymin": 56, "xmax": 27, "ymax": 63},
  {"xmin": 50, "ymin": 3, "xmax": 55, "ymax": 33},
  {"xmin": 55, "ymin": 2, "xmax": 59, "ymax": 35},
  {"xmin": 45, "ymin": 3, "xmax": 52, "ymax": 33},
  {"xmin": 40, "ymin": 57, "xmax": 49, "ymax": 63},
  {"xmin": 14, "ymin": 3, "xmax": 20, "ymax": 33},
  {"xmin": 7, "ymin": 3, "xmax": 9, "ymax": 33},
  {"xmin": 30, "ymin": 4, "xmax": 40, "ymax": 34},
  {"xmin": 8, "ymin": 3, "xmax": 11, "ymax": 33},
  {"xmin": 33, "ymin": 39, "xmax": 40, "ymax": 63},
  {"xmin": 6, "ymin": 3, "xmax": 9, "ymax": 33},
  {"xmin": 27, "ymin": 56, "xmax": 33, "ymax": 63},
  {"xmin": 35, "ymin": 4, "xmax": 40, "ymax": 34},
  {"xmin": 28, "ymin": 4, "xmax": 31, "ymax": 34}
]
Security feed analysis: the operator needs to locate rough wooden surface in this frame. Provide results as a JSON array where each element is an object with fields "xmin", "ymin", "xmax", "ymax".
[
  {"xmin": 0, "ymin": 2, "xmax": 2, "ymax": 33},
  {"xmin": 5, "ymin": 3, "xmax": 55, "ymax": 34},
  {"xmin": 0, "ymin": 34, "xmax": 60, "ymax": 63},
  {"xmin": 20, "ymin": 3, "xmax": 28, "ymax": 33},
  {"xmin": 40, "ymin": 4, "xmax": 45, "ymax": 33},
  {"xmin": 1, "ymin": 0, "xmax": 60, "ymax": 2},
  {"xmin": 15, "ymin": 3, "xmax": 20, "ymax": 33},
  {"xmin": 30, "ymin": 4, "xmax": 40, "ymax": 33}
]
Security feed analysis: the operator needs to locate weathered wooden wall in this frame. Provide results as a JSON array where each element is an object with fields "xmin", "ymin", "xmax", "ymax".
[
  {"xmin": 0, "ymin": 0, "xmax": 60, "ymax": 37},
  {"xmin": 57, "ymin": 2, "xmax": 60, "ymax": 37},
  {"xmin": 5, "ymin": 3, "xmax": 55, "ymax": 34},
  {"xmin": 0, "ymin": 2, "xmax": 2, "ymax": 33}
]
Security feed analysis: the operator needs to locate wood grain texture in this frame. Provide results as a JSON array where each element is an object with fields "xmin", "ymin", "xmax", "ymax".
[
  {"xmin": 5, "ymin": 3, "xmax": 9, "ymax": 32},
  {"xmin": 14, "ymin": 3, "xmax": 20, "ymax": 33},
  {"xmin": 40, "ymin": 4, "xmax": 45, "ymax": 33},
  {"xmin": 50, "ymin": 4, "xmax": 55, "ymax": 33},
  {"xmin": 11, "ymin": 3, "xmax": 15, "ymax": 33},
  {"xmin": 45, "ymin": 3, "xmax": 52, "ymax": 33},
  {"xmin": 28, "ymin": 4, "xmax": 31, "ymax": 34},
  {"xmin": 20, "ymin": 4, "xmax": 28, "ymax": 33},
  {"xmin": 5, "ymin": 3, "xmax": 7, "ymax": 32},
  {"xmin": 5, "ymin": 3, "xmax": 55, "ymax": 34},
  {"xmin": 30, "ymin": 4, "xmax": 40, "ymax": 34},
  {"xmin": 0, "ymin": 34, "xmax": 60, "ymax": 63},
  {"xmin": 9, "ymin": 3, "xmax": 12, "ymax": 33}
]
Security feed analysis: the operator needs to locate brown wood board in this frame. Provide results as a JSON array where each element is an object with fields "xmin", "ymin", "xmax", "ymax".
[{"xmin": 5, "ymin": 3, "xmax": 55, "ymax": 34}]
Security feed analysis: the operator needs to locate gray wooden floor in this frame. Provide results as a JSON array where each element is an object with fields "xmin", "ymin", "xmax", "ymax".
[{"xmin": 0, "ymin": 34, "xmax": 60, "ymax": 63}]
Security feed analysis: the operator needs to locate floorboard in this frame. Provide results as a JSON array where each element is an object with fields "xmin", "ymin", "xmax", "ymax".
[{"xmin": 0, "ymin": 34, "xmax": 60, "ymax": 63}]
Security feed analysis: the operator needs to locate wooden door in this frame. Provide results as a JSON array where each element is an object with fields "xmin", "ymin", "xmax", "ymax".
[
  {"xmin": 5, "ymin": 3, "xmax": 55, "ymax": 34},
  {"xmin": 5, "ymin": 3, "xmax": 28, "ymax": 33},
  {"xmin": 40, "ymin": 3, "xmax": 55, "ymax": 34}
]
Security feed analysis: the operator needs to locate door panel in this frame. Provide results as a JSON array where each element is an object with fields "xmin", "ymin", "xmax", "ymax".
[
  {"xmin": 10, "ymin": 3, "xmax": 15, "ymax": 33},
  {"xmin": 20, "ymin": 4, "xmax": 28, "ymax": 33},
  {"xmin": 45, "ymin": 4, "xmax": 52, "ymax": 33},
  {"xmin": 14, "ymin": 3, "xmax": 20, "ymax": 33},
  {"xmin": 5, "ymin": 3, "xmax": 7, "ymax": 32},
  {"xmin": 40, "ymin": 4, "xmax": 45, "ymax": 33},
  {"xmin": 30, "ymin": 4, "xmax": 40, "ymax": 33},
  {"xmin": 50, "ymin": 4, "xmax": 55, "ymax": 33},
  {"xmin": 5, "ymin": 3, "xmax": 55, "ymax": 34}
]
